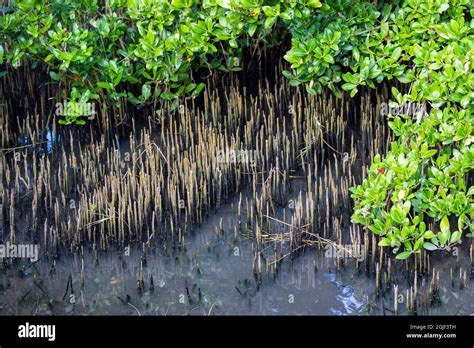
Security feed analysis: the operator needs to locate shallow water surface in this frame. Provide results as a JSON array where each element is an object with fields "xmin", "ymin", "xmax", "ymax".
[{"xmin": 1, "ymin": 194, "xmax": 472, "ymax": 316}]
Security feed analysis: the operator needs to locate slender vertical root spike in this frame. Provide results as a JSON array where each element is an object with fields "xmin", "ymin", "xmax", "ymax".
[{"xmin": 394, "ymin": 284, "xmax": 398, "ymax": 315}]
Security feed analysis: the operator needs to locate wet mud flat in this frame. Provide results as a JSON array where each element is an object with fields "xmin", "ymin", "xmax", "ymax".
[{"xmin": 0, "ymin": 60, "xmax": 473, "ymax": 315}]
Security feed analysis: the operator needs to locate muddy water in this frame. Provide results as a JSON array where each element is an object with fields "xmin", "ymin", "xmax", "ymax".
[
  {"xmin": 1, "ymin": 188, "xmax": 472, "ymax": 316},
  {"xmin": 1, "ymin": 63, "xmax": 473, "ymax": 316}
]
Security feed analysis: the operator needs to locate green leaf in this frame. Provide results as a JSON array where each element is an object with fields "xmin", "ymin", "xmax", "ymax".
[
  {"xmin": 97, "ymin": 82, "xmax": 111, "ymax": 89},
  {"xmin": 264, "ymin": 16, "xmax": 276, "ymax": 29},
  {"xmin": 440, "ymin": 216, "xmax": 450, "ymax": 234},
  {"xmin": 248, "ymin": 24, "xmax": 257, "ymax": 37},
  {"xmin": 423, "ymin": 149, "xmax": 437, "ymax": 158},
  {"xmin": 391, "ymin": 47, "xmax": 402, "ymax": 62},
  {"xmin": 378, "ymin": 238, "xmax": 391, "ymax": 247},
  {"xmin": 438, "ymin": 3, "xmax": 449, "ymax": 13},
  {"xmin": 307, "ymin": 0, "xmax": 322, "ymax": 8},
  {"xmin": 141, "ymin": 84, "xmax": 151, "ymax": 100},
  {"xmin": 192, "ymin": 83, "xmax": 206, "ymax": 97},
  {"xmin": 172, "ymin": 0, "xmax": 191, "ymax": 9},
  {"xmin": 414, "ymin": 237, "xmax": 424, "ymax": 251},
  {"xmin": 161, "ymin": 92, "xmax": 175, "ymax": 101},
  {"xmin": 423, "ymin": 230, "xmax": 435, "ymax": 239},
  {"xmin": 50, "ymin": 71, "xmax": 60, "ymax": 81},
  {"xmin": 352, "ymin": 47, "xmax": 360, "ymax": 62},
  {"xmin": 342, "ymin": 73, "xmax": 357, "ymax": 84},
  {"xmin": 262, "ymin": 6, "xmax": 275, "ymax": 17},
  {"xmin": 395, "ymin": 251, "xmax": 412, "ymax": 260},
  {"xmin": 397, "ymin": 74, "xmax": 413, "ymax": 83},
  {"xmin": 229, "ymin": 39, "xmax": 238, "ymax": 48},
  {"xmin": 450, "ymin": 231, "xmax": 461, "ymax": 243},
  {"xmin": 467, "ymin": 186, "xmax": 474, "ymax": 196},
  {"xmin": 423, "ymin": 242, "xmax": 438, "ymax": 251},
  {"xmin": 342, "ymin": 83, "xmax": 356, "ymax": 91}
]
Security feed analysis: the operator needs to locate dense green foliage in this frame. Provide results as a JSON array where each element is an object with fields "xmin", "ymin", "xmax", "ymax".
[
  {"xmin": 0, "ymin": 0, "xmax": 322, "ymax": 123},
  {"xmin": 348, "ymin": 0, "xmax": 473, "ymax": 259},
  {"xmin": 1, "ymin": 0, "xmax": 473, "ymax": 259}
]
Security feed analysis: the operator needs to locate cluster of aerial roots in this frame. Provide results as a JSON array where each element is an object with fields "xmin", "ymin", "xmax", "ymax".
[{"xmin": 0, "ymin": 60, "xmax": 472, "ymax": 315}]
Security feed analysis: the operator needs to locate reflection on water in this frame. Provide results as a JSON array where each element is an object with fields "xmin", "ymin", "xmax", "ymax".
[
  {"xmin": 1, "ymin": 123, "xmax": 472, "ymax": 316},
  {"xmin": 1, "ymin": 193, "xmax": 472, "ymax": 316},
  {"xmin": 45, "ymin": 129, "xmax": 58, "ymax": 153},
  {"xmin": 320, "ymin": 272, "xmax": 362, "ymax": 315}
]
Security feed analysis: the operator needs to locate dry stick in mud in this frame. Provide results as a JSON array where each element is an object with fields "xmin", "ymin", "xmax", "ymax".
[{"xmin": 261, "ymin": 214, "xmax": 357, "ymax": 264}]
